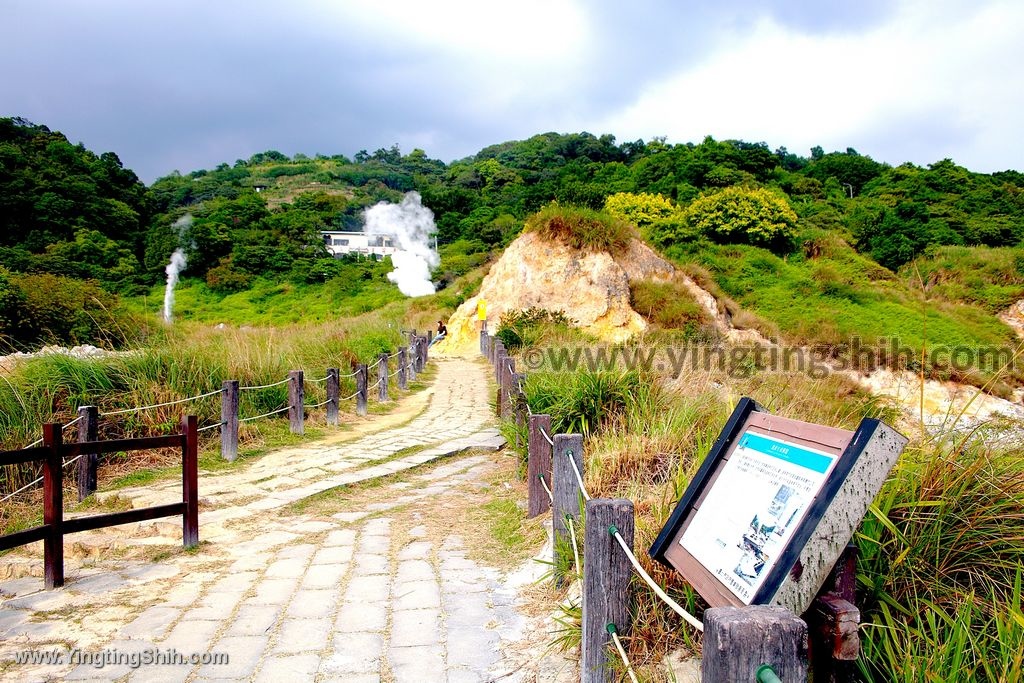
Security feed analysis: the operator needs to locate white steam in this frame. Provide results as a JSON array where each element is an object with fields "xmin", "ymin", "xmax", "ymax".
[
  {"xmin": 162, "ymin": 214, "xmax": 192, "ymax": 323},
  {"xmin": 163, "ymin": 249, "xmax": 187, "ymax": 323},
  {"xmin": 363, "ymin": 192, "xmax": 439, "ymax": 297}
]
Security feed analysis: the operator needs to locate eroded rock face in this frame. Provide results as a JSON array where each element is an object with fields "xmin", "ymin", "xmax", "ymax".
[{"xmin": 441, "ymin": 233, "xmax": 674, "ymax": 353}]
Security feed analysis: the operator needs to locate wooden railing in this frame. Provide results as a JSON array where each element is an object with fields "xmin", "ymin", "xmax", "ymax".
[{"xmin": 0, "ymin": 415, "xmax": 199, "ymax": 590}]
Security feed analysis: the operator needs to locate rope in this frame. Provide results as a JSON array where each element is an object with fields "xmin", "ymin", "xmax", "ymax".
[
  {"xmin": 198, "ymin": 421, "xmax": 224, "ymax": 433},
  {"xmin": 607, "ymin": 624, "xmax": 639, "ymax": 683},
  {"xmin": 540, "ymin": 426, "xmax": 554, "ymax": 447},
  {"xmin": 338, "ymin": 368, "xmax": 360, "ymax": 379},
  {"xmin": 388, "ymin": 349, "xmax": 402, "ymax": 359},
  {"xmin": 567, "ymin": 450, "xmax": 591, "ymax": 501},
  {"xmin": 304, "ymin": 398, "xmax": 332, "ymax": 409},
  {"xmin": 21, "ymin": 415, "xmax": 84, "ymax": 449},
  {"xmin": 100, "ymin": 388, "xmax": 223, "ymax": 416},
  {"xmin": 388, "ymin": 366, "xmax": 402, "ymax": 378},
  {"xmin": 609, "ymin": 527, "xmax": 704, "ymax": 632},
  {"xmin": 368, "ymin": 376, "xmax": 382, "ymax": 390},
  {"xmin": 341, "ymin": 389, "xmax": 360, "ymax": 401},
  {"xmin": 238, "ymin": 404, "xmax": 291, "ymax": 423},
  {"xmin": 240, "ymin": 377, "xmax": 290, "ymax": 391},
  {"xmin": 1, "ymin": 477, "xmax": 43, "ymax": 503},
  {"xmin": 538, "ymin": 473, "xmax": 554, "ymax": 502},
  {"xmin": 2, "ymin": 415, "xmax": 102, "ymax": 503},
  {"xmin": 306, "ymin": 375, "xmax": 330, "ymax": 384},
  {"xmin": 567, "ymin": 515, "xmax": 582, "ymax": 579}
]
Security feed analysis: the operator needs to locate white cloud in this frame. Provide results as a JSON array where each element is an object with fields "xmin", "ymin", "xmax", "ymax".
[{"xmin": 592, "ymin": 0, "xmax": 1024, "ymax": 170}]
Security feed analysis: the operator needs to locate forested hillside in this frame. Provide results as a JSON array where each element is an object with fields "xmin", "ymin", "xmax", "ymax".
[{"xmin": 3, "ymin": 116, "xmax": 1024, "ymax": 365}]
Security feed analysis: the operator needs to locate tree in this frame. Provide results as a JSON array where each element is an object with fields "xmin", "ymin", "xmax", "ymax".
[{"xmin": 685, "ymin": 187, "xmax": 798, "ymax": 250}]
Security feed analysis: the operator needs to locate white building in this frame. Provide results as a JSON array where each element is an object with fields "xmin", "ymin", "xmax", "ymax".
[{"xmin": 321, "ymin": 231, "xmax": 398, "ymax": 258}]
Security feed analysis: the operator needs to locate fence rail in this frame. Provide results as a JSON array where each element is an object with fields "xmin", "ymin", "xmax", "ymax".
[
  {"xmin": 4, "ymin": 332, "xmax": 436, "ymax": 501},
  {"xmin": 481, "ymin": 328, "xmax": 819, "ymax": 682},
  {"xmin": 0, "ymin": 415, "xmax": 199, "ymax": 590}
]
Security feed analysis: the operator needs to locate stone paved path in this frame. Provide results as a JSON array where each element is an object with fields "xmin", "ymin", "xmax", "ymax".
[{"xmin": 0, "ymin": 357, "xmax": 566, "ymax": 683}]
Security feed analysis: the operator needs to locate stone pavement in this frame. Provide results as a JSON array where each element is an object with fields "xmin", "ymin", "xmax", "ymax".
[{"xmin": 0, "ymin": 357, "xmax": 569, "ymax": 682}]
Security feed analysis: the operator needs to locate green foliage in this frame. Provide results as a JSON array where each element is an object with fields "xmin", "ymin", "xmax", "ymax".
[
  {"xmin": 628, "ymin": 279, "xmax": 713, "ymax": 334},
  {"xmin": 522, "ymin": 370, "xmax": 644, "ymax": 436},
  {"xmin": 524, "ymin": 202, "xmax": 635, "ymax": 252},
  {"xmin": 495, "ymin": 307, "xmax": 575, "ymax": 352},
  {"xmin": 903, "ymin": 245, "xmax": 1024, "ymax": 313},
  {"xmin": 685, "ymin": 186, "xmax": 798, "ymax": 250},
  {"xmin": 0, "ymin": 271, "xmax": 142, "ymax": 350}
]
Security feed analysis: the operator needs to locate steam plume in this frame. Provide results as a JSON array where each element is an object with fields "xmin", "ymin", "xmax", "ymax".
[
  {"xmin": 162, "ymin": 214, "xmax": 192, "ymax": 323},
  {"xmin": 163, "ymin": 249, "xmax": 187, "ymax": 323},
  {"xmin": 363, "ymin": 192, "xmax": 439, "ymax": 297}
]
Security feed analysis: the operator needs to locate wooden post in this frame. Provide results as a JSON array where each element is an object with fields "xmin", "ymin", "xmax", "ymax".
[
  {"xmin": 480, "ymin": 330, "xmax": 487, "ymax": 356},
  {"xmin": 76, "ymin": 405, "xmax": 98, "ymax": 501},
  {"xmin": 502, "ymin": 358, "xmax": 517, "ymax": 419},
  {"xmin": 181, "ymin": 414, "xmax": 199, "ymax": 548},
  {"xmin": 220, "ymin": 380, "xmax": 239, "ymax": 461},
  {"xmin": 495, "ymin": 346, "xmax": 507, "ymax": 416},
  {"xmin": 356, "ymin": 364, "xmax": 368, "ymax": 416},
  {"xmin": 514, "ymin": 372, "xmax": 527, "ymax": 449},
  {"xmin": 288, "ymin": 370, "xmax": 304, "ymax": 435},
  {"xmin": 552, "ymin": 433, "xmax": 584, "ymax": 587},
  {"xmin": 407, "ymin": 345, "xmax": 418, "ymax": 382},
  {"xmin": 805, "ymin": 544, "xmax": 860, "ymax": 682},
  {"xmin": 416, "ymin": 336, "xmax": 427, "ymax": 371},
  {"xmin": 527, "ymin": 414, "xmax": 553, "ymax": 518},
  {"xmin": 582, "ymin": 498, "xmax": 634, "ymax": 683},
  {"xmin": 378, "ymin": 352, "xmax": 389, "ymax": 401},
  {"xmin": 326, "ymin": 368, "xmax": 340, "ymax": 426},
  {"xmin": 41, "ymin": 423, "xmax": 64, "ymax": 589},
  {"xmin": 494, "ymin": 341, "xmax": 506, "ymax": 381},
  {"xmin": 702, "ymin": 607, "xmax": 809, "ymax": 683},
  {"xmin": 397, "ymin": 347, "xmax": 408, "ymax": 390}
]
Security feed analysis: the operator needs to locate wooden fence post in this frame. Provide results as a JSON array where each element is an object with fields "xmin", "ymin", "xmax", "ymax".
[
  {"xmin": 356, "ymin": 364, "xmax": 368, "ymax": 416},
  {"xmin": 552, "ymin": 433, "xmax": 584, "ymax": 587},
  {"xmin": 378, "ymin": 353, "xmax": 389, "ymax": 401},
  {"xmin": 527, "ymin": 414, "xmax": 553, "ymax": 517},
  {"xmin": 398, "ymin": 347, "xmax": 408, "ymax": 390},
  {"xmin": 221, "ymin": 380, "xmax": 239, "ymax": 461},
  {"xmin": 41, "ymin": 423, "xmax": 64, "ymax": 589},
  {"xmin": 702, "ymin": 607, "xmax": 809, "ymax": 683},
  {"xmin": 480, "ymin": 330, "xmax": 487, "ymax": 355},
  {"xmin": 416, "ymin": 336, "xmax": 427, "ymax": 371},
  {"xmin": 76, "ymin": 405, "xmax": 98, "ymax": 501},
  {"xmin": 502, "ymin": 358, "xmax": 516, "ymax": 419},
  {"xmin": 288, "ymin": 370, "xmax": 304, "ymax": 435},
  {"xmin": 494, "ymin": 341, "xmax": 506, "ymax": 381},
  {"xmin": 326, "ymin": 368, "xmax": 340, "ymax": 426},
  {"xmin": 407, "ymin": 345, "xmax": 418, "ymax": 382},
  {"xmin": 495, "ymin": 346, "xmax": 507, "ymax": 416},
  {"xmin": 514, "ymin": 372, "xmax": 527, "ymax": 449},
  {"xmin": 582, "ymin": 498, "xmax": 634, "ymax": 683},
  {"xmin": 181, "ymin": 414, "xmax": 199, "ymax": 548}
]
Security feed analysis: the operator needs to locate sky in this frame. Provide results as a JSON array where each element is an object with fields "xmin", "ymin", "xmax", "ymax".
[{"xmin": 3, "ymin": 0, "xmax": 1022, "ymax": 183}]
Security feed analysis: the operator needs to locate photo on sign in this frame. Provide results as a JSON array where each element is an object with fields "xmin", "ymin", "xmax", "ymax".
[{"xmin": 678, "ymin": 432, "xmax": 836, "ymax": 603}]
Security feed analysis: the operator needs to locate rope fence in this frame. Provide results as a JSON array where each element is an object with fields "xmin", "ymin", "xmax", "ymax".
[
  {"xmin": 538, "ymin": 473, "xmax": 554, "ymax": 502},
  {"xmin": 306, "ymin": 375, "xmax": 331, "ymax": 384},
  {"xmin": 238, "ymin": 404, "xmax": 292, "ymax": 423},
  {"xmin": 304, "ymin": 398, "xmax": 333, "ymax": 409},
  {"xmin": 240, "ymin": 377, "xmax": 290, "ymax": 391},
  {"xmin": 100, "ymin": 387, "xmax": 224, "ymax": 417},
  {"xmin": 198, "ymin": 421, "xmax": 224, "ymax": 433},
  {"xmin": 607, "ymin": 624, "xmax": 640, "ymax": 683},
  {"xmin": 566, "ymin": 450, "xmax": 592, "ymax": 502},
  {"xmin": 610, "ymin": 525, "xmax": 704, "ymax": 632},
  {"xmin": 540, "ymin": 425, "xmax": 554, "ymax": 447}
]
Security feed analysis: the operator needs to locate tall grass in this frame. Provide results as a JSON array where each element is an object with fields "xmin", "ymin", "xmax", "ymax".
[
  {"xmin": 509, "ymin": 345, "xmax": 1023, "ymax": 681},
  {"xmin": 0, "ymin": 309, "xmax": 406, "ymax": 497},
  {"xmin": 525, "ymin": 202, "xmax": 636, "ymax": 253}
]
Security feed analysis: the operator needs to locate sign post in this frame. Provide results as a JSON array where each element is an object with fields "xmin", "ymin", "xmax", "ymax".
[{"xmin": 650, "ymin": 398, "xmax": 907, "ymax": 614}]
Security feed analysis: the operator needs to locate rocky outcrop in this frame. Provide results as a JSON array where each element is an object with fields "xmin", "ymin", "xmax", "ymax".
[{"xmin": 439, "ymin": 233, "xmax": 677, "ymax": 353}]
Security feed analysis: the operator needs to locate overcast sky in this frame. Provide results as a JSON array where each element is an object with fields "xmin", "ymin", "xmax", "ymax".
[{"xmin": 3, "ymin": 0, "xmax": 1022, "ymax": 183}]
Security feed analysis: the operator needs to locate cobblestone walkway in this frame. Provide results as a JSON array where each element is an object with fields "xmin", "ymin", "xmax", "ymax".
[{"xmin": 0, "ymin": 357, "xmax": 563, "ymax": 683}]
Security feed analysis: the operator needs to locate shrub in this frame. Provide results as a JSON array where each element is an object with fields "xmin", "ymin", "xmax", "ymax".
[
  {"xmin": 685, "ymin": 186, "xmax": 798, "ymax": 251},
  {"xmin": 524, "ymin": 202, "xmax": 635, "ymax": 253},
  {"xmin": 495, "ymin": 308, "xmax": 575, "ymax": 352},
  {"xmin": 206, "ymin": 258, "xmax": 253, "ymax": 293},
  {"xmin": 629, "ymin": 279, "xmax": 713, "ymax": 333}
]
